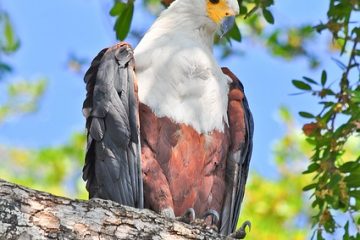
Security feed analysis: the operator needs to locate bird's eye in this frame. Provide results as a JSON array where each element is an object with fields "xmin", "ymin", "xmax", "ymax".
[{"xmin": 209, "ymin": 0, "xmax": 219, "ymax": 4}]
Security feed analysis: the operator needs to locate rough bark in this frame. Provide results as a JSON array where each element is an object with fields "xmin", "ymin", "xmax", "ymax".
[{"xmin": 0, "ymin": 179, "xmax": 231, "ymax": 240}]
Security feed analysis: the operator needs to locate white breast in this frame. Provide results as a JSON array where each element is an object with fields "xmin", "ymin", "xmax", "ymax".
[{"xmin": 134, "ymin": 6, "xmax": 231, "ymax": 134}]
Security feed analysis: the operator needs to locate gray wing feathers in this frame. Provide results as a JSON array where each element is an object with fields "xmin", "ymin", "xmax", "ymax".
[
  {"xmin": 221, "ymin": 79, "xmax": 254, "ymax": 235},
  {"xmin": 231, "ymin": 99, "xmax": 253, "ymax": 232},
  {"xmin": 82, "ymin": 44, "xmax": 143, "ymax": 208}
]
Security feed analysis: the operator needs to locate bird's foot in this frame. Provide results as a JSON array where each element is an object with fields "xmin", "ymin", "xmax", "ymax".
[
  {"xmin": 202, "ymin": 209, "xmax": 220, "ymax": 231},
  {"xmin": 191, "ymin": 209, "xmax": 219, "ymax": 232},
  {"xmin": 227, "ymin": 220, "xmax": 251, "ymax": 239},
  {"xmin": 176, "ymin": 208, "xmax": 196, "ymax": 224},
  {"xmin": 160, "ymin": 207, "xmax": 195, "ymax": 225}
]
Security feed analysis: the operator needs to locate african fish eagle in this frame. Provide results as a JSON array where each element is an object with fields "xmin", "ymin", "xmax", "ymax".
[{"xmin": 82, "ymin": 0, "xmax": 253, "ymax": 237}]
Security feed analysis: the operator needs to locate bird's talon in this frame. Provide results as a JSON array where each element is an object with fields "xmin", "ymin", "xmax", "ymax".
[
  {"xmin": 227, "ymin": 220, "xmax": 251, "ymax": 239},
  {"xmin": 201, "ymin": 209, "xmax": 220, "ymax": 231},
  {"xmin": 176, "ymin": 208, "xmax": 196, "ymax": 224},
  {"xmin": 202, "ymin": 209, "xmax": 220, "ymax": 225}
]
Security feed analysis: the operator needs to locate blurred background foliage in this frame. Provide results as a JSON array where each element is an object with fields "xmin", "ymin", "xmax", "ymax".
[
  {"xmin": 0, "ymin": 11, "xmax": 47, "ymax": 122},
  {"xmin": 0, "ymin": 0, "xmax": 359, "ymax": 239}
]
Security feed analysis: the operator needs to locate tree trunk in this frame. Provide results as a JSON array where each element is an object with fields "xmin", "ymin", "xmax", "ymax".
[{"xmin": 0, "ymin": 179, "xmax": 230, "ymax": 240}]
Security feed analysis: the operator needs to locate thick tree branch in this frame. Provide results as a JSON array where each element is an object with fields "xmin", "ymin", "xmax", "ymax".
[{"xmin": 0, "ymin": 179, "xmax": 231, "ymax": 239}]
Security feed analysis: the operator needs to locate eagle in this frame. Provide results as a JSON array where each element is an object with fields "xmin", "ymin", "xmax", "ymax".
[{"xmin": 82, "ymin": 0, "xmax": 253, "ymax": 237}]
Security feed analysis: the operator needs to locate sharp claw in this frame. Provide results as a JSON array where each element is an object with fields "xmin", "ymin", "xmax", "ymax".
[
  {"xmin": 202, "ymin": 209, "xmax": 220, "ymax": 226},
  {"xmin": 176, "ymin": 208, "xmax": 196, "ymax": 224},
  {"xmin": 241, "ymin": 220, "xmax": 251, "ymax": 232},
  {"xmin": 184, "ymin": 208, "xmax": 196, "ymax": 221},
  {"xmin": 228, "ymin": 220, "xmax": 251, "ymax": 239}
]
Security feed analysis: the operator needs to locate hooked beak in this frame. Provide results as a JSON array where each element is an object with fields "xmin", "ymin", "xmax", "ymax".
[{"xmin": 217, "ymin": 15, "xmax": 236, "ymax": 38}]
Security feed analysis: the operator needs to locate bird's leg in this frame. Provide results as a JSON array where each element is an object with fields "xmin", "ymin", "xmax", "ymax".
[{"xmin": 227, "ymin": 220, "xmax": 251, "ymax": 239}]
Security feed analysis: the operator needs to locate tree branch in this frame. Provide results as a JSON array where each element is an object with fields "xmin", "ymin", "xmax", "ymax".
[{"xmin": 0, "ymin": 179, "xmax": 230, "ymax": 239}]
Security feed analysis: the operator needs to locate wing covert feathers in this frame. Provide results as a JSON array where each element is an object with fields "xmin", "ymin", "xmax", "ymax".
[
  {"xmin": 220, "ymin": 67, "xmax": 254, "ymax": 235},
  {"xmin": 82, "ymin": 43, "xmax": 143, "ymax": 208}
]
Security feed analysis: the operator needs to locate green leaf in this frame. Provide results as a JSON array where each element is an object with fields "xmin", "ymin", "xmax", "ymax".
[
  {"xmin": 2, "ymin": 14, "xmax": 20, "ymax": 53},
  {"xmin": 110, "ymin": 2, "xmax": 126, "ymax": 16},
  {"xmin": 350, "ymin": 190, "xmax": 360, "ymax": 200},
  {"xmin": 239, "ymin": 5, "xmax": 247, "ymax": 15},
  {"xmin": 303, "ymin": 183, "xmax": 317, "ymax": 191},
  {"xmin": 302, "ymin": 163, "xmax": 320, "ymax": 174},
  {"xmin": 262, "ymin": 9, "xmax": 274, "ymax": 24},
  {"xmin": 321, "ymin": 88, "xmax": 335, "ymax": 96},
  {"xmin": 0, "ymin": 62, "xmax": 12, "ymax": 74},
  {"xmin": 227, "ymin": 23, "xmax": 242, "ymax": 42},
  {"xmin": 314, "ymin": 23, "xmax": 327, "ymax": 33},
  {"xmin": 319, "ymin": 101, "xmax": 335, "ymax": 108},
  {"xmin": 299, "ymin": 111, "xmax": 315, "ymax": 118},
  {"xmin": 344, "ymin": 173, "xmax": 360, "ymax": 188},
  {"xmin": 303, "ymin": 76, "xmax": 318, "ymax": 85},
  {"xmin": 343, "ymin": 221, "xmax": 350, "ymax": 240},
  {"xmin": 317, "ymin": 229, "xmax": 324, "ymax": 240},
  {"xmin": 321, "ymin": 70, "xmax": 327, "ymax": 86},
  {"xmin": 331, "ymin": 58, "xmax": 346, "ymax": 70},
  {"xmin": 114, "ymin": 2, "xmax": 134, "ymax": 41},
  {"xmin": 292, "ymin": 80, "xmax": 312, "ymax": 90},
  {"xmin": 328, "ymin": 174, "xmax": 341, "ymax": 188},
  {"xmin": 339, "ymin": 161, "xmax": 360, "ymax": 173}
]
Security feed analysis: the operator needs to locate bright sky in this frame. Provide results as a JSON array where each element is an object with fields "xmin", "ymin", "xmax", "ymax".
[{"xmin": 1, "ymin": 0, "xmax": 336, "ymax": 178}]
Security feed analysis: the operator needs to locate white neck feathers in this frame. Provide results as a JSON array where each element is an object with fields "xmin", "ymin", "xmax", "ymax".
[{"xmin": 134, "ymin": 0, "xmax": 231, "ymax": 134}]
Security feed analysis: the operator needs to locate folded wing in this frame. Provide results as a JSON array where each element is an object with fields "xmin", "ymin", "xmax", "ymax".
[
  {"xmin": 220, "ymin": 67, "xmax": 254, "ymax": 235},
  {"xmin": 82, "ymin": 43, "xmax": 143, "ymax": 208}
]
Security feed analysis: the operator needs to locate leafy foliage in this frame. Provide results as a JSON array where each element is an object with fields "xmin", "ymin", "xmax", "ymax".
[
  {"xmin": 111, "ymin": 0, "xmax": 135, "ymax": 40},
  {"xmin": 238, "ymin": 107, "xmax": 312, "ymax": 239},
  {"xmin": 0, "ymin": 11, "xmax": 20, "ymax": 79},
  {"xmin": 0, "ymin": 9, "xmax": 46, "ymax": 122},
  {"xmin": 0, "ymin": 78, "xmax": 47, "ymax": 122},
  {"xmin": 292, "ymin": 1, "xmax": 360, "ymax": 238},
  {"xmin": 0, "ymin": 133, "xmax": 87, "ymax": 199}
]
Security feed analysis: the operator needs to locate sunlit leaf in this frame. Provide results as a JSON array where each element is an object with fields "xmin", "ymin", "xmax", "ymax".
[
  {"xmin": 1, "ymin": 14, "xmax": 20, "ymax": 53},
  {"xmin": 110, "ymin": 1, "xmax": 126, "ymax": 16}
]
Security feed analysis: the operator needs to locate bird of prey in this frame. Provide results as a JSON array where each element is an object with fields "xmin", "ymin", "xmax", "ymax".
[{"xmin": 82, "ymin": 0, "xmax": 253, "ymax": 237}]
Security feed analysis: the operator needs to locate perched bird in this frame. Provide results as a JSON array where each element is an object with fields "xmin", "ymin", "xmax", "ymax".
[{"xmin": 82, "ymin": 0, "xmax": 253, "ymax": 237}]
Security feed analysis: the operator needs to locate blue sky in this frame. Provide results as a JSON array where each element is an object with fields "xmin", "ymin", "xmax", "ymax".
[{"xmin": 1, "ymin": 0, "xmax": 337, "ymax": 178}]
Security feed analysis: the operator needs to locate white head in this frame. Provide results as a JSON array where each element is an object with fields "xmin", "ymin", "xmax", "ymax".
[{"xmin": 163, "ymin": 0, "xmax": 239, "ymax": 34}]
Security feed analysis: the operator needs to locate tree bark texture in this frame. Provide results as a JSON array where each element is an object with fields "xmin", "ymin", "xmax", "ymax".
[{"xmin": 0, "ymin": 179, "xmax": 231, "ymax": 240}]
